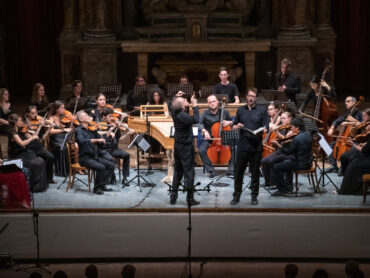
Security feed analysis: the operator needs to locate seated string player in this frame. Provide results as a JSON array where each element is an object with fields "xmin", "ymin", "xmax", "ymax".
[
  {"xmin": 99, "ymin": 106, "xmax": 135, "ymax": 185},
  {"xmin": 326, "ymin": 96, "xmax": 363, "ymax": 173},
  {"xmin": 261, "ymin": 111, "xmax": 294, "ymax": 188},
  {"xmin": 24, "ymin": 105, "xmax": 55, "ymax": 184},
  {"xmin": 7, "ymin": 114, "xmax": 49, "ymax": 193},
  {"xmin": 75, "ymin": 111, "xmax": 115, "ymax": 195},
  {"xmin": 271, "ymin": 117, "xmax": 313, "ymax": 196},
  {"xmin": 198, "ymin": 94, "xmax": 234, "ymax": 178},
  {"xmin": 30, "ymin": 83, "xmax": 50, "ymax": 116}
]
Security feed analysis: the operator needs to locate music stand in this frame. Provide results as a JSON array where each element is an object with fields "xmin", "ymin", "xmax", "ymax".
[
  {"xmin": 215, "ymin": 94, "xmax": 229, "ymax": 103},
  {"xmin": 65, "ymin": 97, "xmax": 88, "ymax": 111},
  {"xmin": 132, "ymin": 84, "xmax": 159, "ymax": 109},
  {"xmin": 199, "ymin": 86, "xmax": 213, "ymax": 98},
  {"xmin": 317, "ymin": 132, "xmax": 338, "ymax": 190},
  {"xmin": 167, "ymin": 83, "xmax": 193, "ymax": 99},
  {"xmin": 98, "ymin": 84, "xmax": 122, "ymax": 104},
  {"xmin": 126, "ymin": 134, "xmax": 155, "ymax": 192},
  {"xmin": 261, "ymin": 89, "xmax": 289, "ymax": 102}
]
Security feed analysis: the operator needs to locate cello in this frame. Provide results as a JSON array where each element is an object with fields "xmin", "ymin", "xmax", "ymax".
[
  {"xmin": 207, "ymin": 97, "xmax": 232, "ymax": 165},
  {"xmin": 333, "ymin": 96, "xmax": 364, "ymax": 160},
  {"xmin": 313, "ymin": 60, "xmax": 338, "ymax": 142},
  {"xmin": 262, "ymin": 104, "xmax": 286, "ymax": 158}
]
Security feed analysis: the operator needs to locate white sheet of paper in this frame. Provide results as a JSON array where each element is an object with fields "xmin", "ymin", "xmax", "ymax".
[{"xmin": 318, "ymin": 132, "xmax": 333, "ymax": 156}]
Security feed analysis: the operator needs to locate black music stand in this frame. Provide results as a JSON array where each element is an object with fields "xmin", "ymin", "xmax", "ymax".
[
  {"xmin": 167, "ymin": 83, "xmax": 193, "ymax": 99},
  {"xmin": 316, "ymin": 133, "xmax": 338, "ymax": 190},
  {"xmin": 98, "ymin": 84, "xmax": 121, "ymax": 104},
  {"xmin": 199, "ymin": 85, "xmax": 213, "ymax": 98},
  {"xmin": 261, "ymin": 89, "xmax": 289, "ymax": 102},
  {"xmin": 125, "ymin": 133, "xmax": 155, "ymax": 192}
]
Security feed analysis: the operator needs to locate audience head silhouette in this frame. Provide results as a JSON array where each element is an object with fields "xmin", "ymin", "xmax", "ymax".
[
  {"xmin": 285, "ymin": 263, "xmax": 299, "ymax": 278},
  {"xmin": 345, "ymin": 260, "xmax": 360, "ymax": 276},
  {"xmin": 85, "ymin": 264, "xmax": 98, "ymax": 278},
  {"xmin": 29, "ymin": 272, "xmax": 42, "ymax": 278},
  {"xmin": 121, "ymin": 264, "xmax": 136, "ymax": 278},
  {"xmin": 313, "ymin": 269, "xmax": 329, "ymax": 278},
  {"xmin": 53, "ymin": 270, "xmax": 68, "ymax": 278}
]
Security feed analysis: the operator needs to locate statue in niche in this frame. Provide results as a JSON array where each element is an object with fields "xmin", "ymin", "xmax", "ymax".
[{"xmin": 191, "ymin": 22, "xmax": 202, "ymax": 40}]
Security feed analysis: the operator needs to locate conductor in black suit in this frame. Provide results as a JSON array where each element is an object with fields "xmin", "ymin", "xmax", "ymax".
[
  {"xmin": 272, "ymin": 58, "xmax": 301, "ymax": 103},
  {"xmin": 170, "ymin": 92, "xmax": 200, "ymax": 206}
]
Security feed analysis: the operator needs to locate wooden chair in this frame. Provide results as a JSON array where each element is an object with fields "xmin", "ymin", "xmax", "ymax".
[
  {"xmin": 363, "ymin": 174, "xmax": 370, "ymax": 205},
  {"xmin": 115, "ymin": 157, "xmax": 122, "ymax": 182},
  {"xmin": 65, "ymin": 142, "xmax": 95, "ymax": 192},
  {"xmin": 293, "ymin": 152, "xmax": 320, "ymax": 195},
  {"xmin": 0, "ymin": 135, "xmax": 8, "ymax": 159}
]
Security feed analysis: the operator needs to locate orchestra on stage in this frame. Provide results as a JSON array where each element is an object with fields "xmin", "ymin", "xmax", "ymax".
[{"xmin": 0, "ymin": 59, "xmax": 369, "ymax": 208}]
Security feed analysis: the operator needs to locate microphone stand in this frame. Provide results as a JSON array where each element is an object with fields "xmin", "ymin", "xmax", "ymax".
[
  {"xmin": 165, "ymin": 182, "xmax": 210, "ymax": 278},
  {"xmin": 15, "ymin": 188, "xmax": 50, "ymax": 274},
  {"xmin": 145, "ymin": 113, "xmax": 154, "ymax": 175}
]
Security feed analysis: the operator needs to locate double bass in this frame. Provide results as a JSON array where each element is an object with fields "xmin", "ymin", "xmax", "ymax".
[
  {"xmin": 313, "ymin": 60, "xmax": 338, "ymax": 142},
  {"xmin": 333, "ymin": 96, "xmax": 364, "ymax": 160},
  {"xmin": 207, "ymin": 98, "xmax": 232, "ymax": 164}
]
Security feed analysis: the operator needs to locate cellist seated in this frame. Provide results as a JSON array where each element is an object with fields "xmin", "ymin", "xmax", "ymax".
[
  {"xmin": 325, "ymin": 96, "xmax": 363, "ymax": 173},
  {"xmin": 198, "ymin": 95, "xmax": 234, "ymax": 179}
]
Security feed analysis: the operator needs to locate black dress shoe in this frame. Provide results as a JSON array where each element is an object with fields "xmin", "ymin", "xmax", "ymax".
[
  {"xmin": 251, "ymin": 196, "xmax": 258, "ymax": 205},
  {"xmin": 93, "ymin": 188, "xmax": 104, "ymax": 195},
  {"xmin": 338, "ymin": 167, "xmax": 344, "ymax": 177},
  {"xmin": 121, "ymin": 177, "xmax": 129, "ymax": 186},
  {"xmin": 271, "ymin": 190, "xmax": 284, "ymax": 196},
  {"xmin": 48, "ymin": 180, "xmax": 57, "ymax": 184},
  {"xmin": 324, "ymin": 166, "xmax": 338, "ymax": 174},
  {"xmin": 187, "ymin": 198, "xmax": 200, "ymax": 206},
  {"xmin": 100, "ymin": 185, "xmax": 113, "ymax": 192},
  {"xmin": 230, "ymin": 196, "xmax": 240, "ymax": 205}
]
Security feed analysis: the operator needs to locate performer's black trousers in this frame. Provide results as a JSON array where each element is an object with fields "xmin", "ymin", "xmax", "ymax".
[
  {"xmin": 261, "ymin": 151, "xmax": 293, "ymax": 187},
  {"xmin": 103, "ymin": 149, "xmax": 131, "ymax": 178},
  {"xmin": 233, "ymin": 150, "xmax": 262, "ymax": 197},
  {"xmin": 172, "ymin": 142, "xmax": 195, "ymax": 200},
  {"xmin": 273, "ymin": 159, "xmax": 311, "ymax": 190},
  {"xmin": 79, "ymin": 156, "xmax": 115, "ymax": 188}
]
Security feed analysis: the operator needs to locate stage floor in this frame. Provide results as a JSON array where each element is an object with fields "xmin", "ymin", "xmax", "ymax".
[{"xmin": 26, "ymin": 167, "xmax": 368, "ymax": 211}]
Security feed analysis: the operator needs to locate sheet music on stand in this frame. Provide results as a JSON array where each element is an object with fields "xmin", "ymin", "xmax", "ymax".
[
  {"xmin": 317, "ymin": 132, "xmax": 333, "ymax": 156},
  {"xmin": 98, "ymin": 84, "xmax": 122, "ymax": 103},
  {"xmin": 128, "ymin": 133, "xmax": 150, "ymax": 152},
  {"xmin": 222, "ymin": 130, "xmax": 240, "ymax": 146},
  {"xmin": 133, "ymin": 84, "xmax": 159, "ymax": 97},
  {"xmin": 167, "ymin": 83, "xmax": 193, "ymax": 98},
  {"xmin": 200, "ymin": 86, "xmax": 213, "ymax": 98},
  {"xmin": 261, "ymin": 89, "xmax": 289, "ymax": 102}
]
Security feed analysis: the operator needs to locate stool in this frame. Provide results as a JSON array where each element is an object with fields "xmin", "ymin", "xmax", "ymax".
[{"xmin": 362, "ymin": 174, "xmax": 370, "ymax": 205}]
